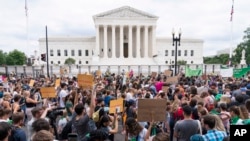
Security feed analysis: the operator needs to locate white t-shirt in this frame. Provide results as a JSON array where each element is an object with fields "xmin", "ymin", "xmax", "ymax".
[
  {"xmin": 126, "ymin": 92, "xmax": 133, "ymax": 101},
  {"xmin": 59, "ymin": 89, "xmax": 68, "ymax": 107},
  {"xmin": 128, "ymin": 128, "xmax": 147, "ymax": 141}
]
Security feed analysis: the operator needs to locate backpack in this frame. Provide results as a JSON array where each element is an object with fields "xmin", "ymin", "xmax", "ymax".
[
  {"xmin": 92, "ymin": 108, "xmax": 101, "ymax": 122},
  {"xmin": 70, "ymin": 117, "xmax": 97, "ymax": 140},
  {"xmin": 8, "ymin": 125, "xmax": 19, "ymax": 141}
]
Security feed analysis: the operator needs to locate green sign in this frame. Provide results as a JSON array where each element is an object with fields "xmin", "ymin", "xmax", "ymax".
[
  {"xmin": 185, "ymin": 67, "xmax": 202, "ymax": 77},
  {"xmin": 233, "ymin": 68, "xmax": 250, "ymax": 78}
]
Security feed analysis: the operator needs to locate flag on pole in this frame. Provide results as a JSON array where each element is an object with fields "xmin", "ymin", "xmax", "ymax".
[
  {"xmin": 230, "ymin": 0, "xmax": 234, "ymax": 22},
  {"xmin": 25, "ymin": 0, "xmax": 28, "ymax": 17}
]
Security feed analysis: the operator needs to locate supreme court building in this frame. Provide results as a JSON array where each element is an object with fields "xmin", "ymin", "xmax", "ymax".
[{"xmin": 39, "ymin": 6, "xmax": 204, "ymax": 66}]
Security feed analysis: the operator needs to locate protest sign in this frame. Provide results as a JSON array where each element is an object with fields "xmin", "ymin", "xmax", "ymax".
[
  {"xmin": 165, "ymin": 76, "xmax": 178, "ymax": 84},
  {"xmin": 164, "ymin": 70, "xmax": 172, "ymax": 76},
  {"xmin": 109, "ymin": 98, "xmax": 124, "ymax": 114},
  {"xmin": 151, "ymin": 72, "xmax": 157, "ymax": 78},
  {"xmin": 96, "ymin": 70, "xmax": 102, "ymax": 76},
  {"xmin": 185, "ymin": 67, "xmax": 202, "ymax": 77},
  {"xmin": 55, "ymin": 79, "xmax": 61, "ymax": 88},
  {"xmin": 29, "ymin": 79, "xmax": 35, "ymax": 87},
  {"xmin": 233, "ymin": 68, "xmax": 250, "ymax": 78},
  {"xmin": 137, "ymin": 99, "xmax": 166, "ymax": 122},
  {"xmin": 77, "ymin": 74, "xmax": 94, "ymax": 88},
  {"xmin": 162, "ymin": 86, "xmax": 169, "ymax": 93},
  {"xmin": 40, "ymin": 87, "xmax": 56, "ymax": 98}
]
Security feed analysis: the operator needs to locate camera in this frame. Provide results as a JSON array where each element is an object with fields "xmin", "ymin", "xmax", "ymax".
[{"xmin": 47, "ymin": 107, "xmax": 64, "ymax": 121}]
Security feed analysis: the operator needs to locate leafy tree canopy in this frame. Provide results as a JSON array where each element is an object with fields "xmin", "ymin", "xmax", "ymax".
[
  {"xmin": 0, "ymin": 50, "xmax": 7, "ymax": 65},
  {"xmin": 64, "ymin": 57, "xmax": 75, "ymax": 65},
  {"xmin": 233, "ymin": 27, "xmax": 250, "ymax": 65},
  {"xmin": 204, "ymin": 54, "xmax": 229, "ymax": 64}
]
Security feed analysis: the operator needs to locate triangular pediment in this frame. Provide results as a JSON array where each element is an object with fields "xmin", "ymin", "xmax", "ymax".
[{"xmin": 93, "ymin": 6, "xmax": 158, "ymax": 19}]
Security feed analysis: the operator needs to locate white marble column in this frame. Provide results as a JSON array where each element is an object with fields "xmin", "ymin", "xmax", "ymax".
[
  {"xmin": 103, "ymin": 25, "xmax": 107, "ymax": 58},
  {"xmin": 144, "ymin": 25, "xmax": 148, "ymax": 58},
  {"xmin": 152, "ymin": 25, "xmax": 156, "ymax": 57},
  {"xmin": 95, "ymin": 25, "xmax": 100, "ymax": 56},
  {"xmin": 128, "ymin": 25, "xmax": 133, "ymax": 58},
  {"xmin": 120, "ymin": 25, "xmax": 124, "ymax": 58},
  {"xmin": 112, "ymin": 25, "xmax": 116, "ymax": 58},
  {"xmin": 136, "ymin": 25, "xmax": 140, "ymax": 58}
]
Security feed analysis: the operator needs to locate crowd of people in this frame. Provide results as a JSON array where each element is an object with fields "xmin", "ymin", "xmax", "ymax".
[{"xmin": 0, "ymin": 69, "xmax": 250, "ymax": 141}]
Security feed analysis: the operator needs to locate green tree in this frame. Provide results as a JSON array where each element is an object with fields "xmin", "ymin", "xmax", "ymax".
[
  {"xmin": 204, "ymin": 54, "xmax": 229, "ymax": 64},
  {"xmin": 64, "ymin": 57, "xmax": 75, "ymax": 65},
  {"xmin": 0, "ymin": 50, "xmax": 7, "ymax": 65},
  {"xmin": 233, "ymin": 27, "xmax": 250, "ymax": 65},
  {"xmin": 177, "ymin": 60, "xmax": 187, "ymax": 65},
  {"xmin": 6, "ymin": 49, "xmax": 26, "ymax": 65}
]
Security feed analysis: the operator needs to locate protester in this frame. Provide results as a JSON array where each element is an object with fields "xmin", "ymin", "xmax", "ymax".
[{"xmin": 0, "ymin": 122, "xmax": 12, "ymax": 141}]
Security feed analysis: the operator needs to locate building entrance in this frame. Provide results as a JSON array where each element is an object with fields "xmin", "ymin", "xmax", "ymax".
[{"xmin": 123, "ymin": 43, "xmax": 128, "ymax": 58}]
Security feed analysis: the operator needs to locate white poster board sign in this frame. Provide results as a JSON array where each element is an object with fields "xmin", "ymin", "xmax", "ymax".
[{"xmin": 220, "ymin": 68, "xmax": 233, "ymax": 77}]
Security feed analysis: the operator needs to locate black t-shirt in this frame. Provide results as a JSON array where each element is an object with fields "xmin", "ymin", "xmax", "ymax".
[{"xmin": 72, "ymin": 115, "xmax": 90, "ymax": 140}]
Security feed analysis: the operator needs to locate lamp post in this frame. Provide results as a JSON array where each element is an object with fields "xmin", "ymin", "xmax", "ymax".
[{"xmin": 172, "ymin": 28, "xmax": 181, "ymax": 76}]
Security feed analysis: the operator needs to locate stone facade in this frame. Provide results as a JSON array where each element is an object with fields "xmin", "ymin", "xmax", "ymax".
[{"xmin": 39, "ymin": 6, "xmax": 204, "ymax": 66}]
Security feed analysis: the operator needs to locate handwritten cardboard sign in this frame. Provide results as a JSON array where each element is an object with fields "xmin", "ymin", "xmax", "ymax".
[
  {"xmin": 77, "ymin": 74, "xmax": 94, "ymax": 88},
  {"xmin": 96, "ymin": 70, "xmax": 102, "ymax": 76},
  {"xmin": 137, "ymin": 99, "xmax": 167, "ymax": 122},
  {"xmin": 29, "ymin": 79, "xmax": 35, "ymax": 87},
  {"xmin": 55, "ymin": 79, "xmax": 61, "ymax": 88},
  {"xmin": 40, "ymin": 87, "xmax": 56, "ymax": 98},
  {"xmin": 165, "ymin": 76, "xmax": 178, "ymax": 84},
  {"xmin": 109, "ymin": 98, "xmax": 124, "ymax": 114},
  {"xmin": 162, "ymin": 86, "xmax": 169, "ymax": 93},
  {"xmin": 164, "ymin": 70, "xmax": 172, "ymax": 76},
  {"xmin": 151, "ymin": 72, "xmax": 157, "ymax": 78}
]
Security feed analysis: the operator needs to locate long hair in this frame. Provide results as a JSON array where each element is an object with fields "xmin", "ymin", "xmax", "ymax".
[
  {"xmin": 125, "ymin": 117, "xmax": 143, "ymax": 136},
  {"xmin": 239, "ymin": 105, "xmax": 249, "ymax": 119},
  {"xmin": 212, "ymin": 114, "xmax": 226, "ymax": 131}
]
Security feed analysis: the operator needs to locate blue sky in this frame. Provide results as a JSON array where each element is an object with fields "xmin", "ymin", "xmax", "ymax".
[{"xmin": 0, "ymin": 0, "xmax": 249, "ymax": 57}]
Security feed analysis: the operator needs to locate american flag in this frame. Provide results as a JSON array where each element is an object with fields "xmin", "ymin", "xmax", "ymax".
[
  {"xmin": 25, "ymin": 0, "xmax": 28, "ymax": 17},
  {"xmin": 230, "ymin": 0, "xmax": 234, "ymax": 22}
]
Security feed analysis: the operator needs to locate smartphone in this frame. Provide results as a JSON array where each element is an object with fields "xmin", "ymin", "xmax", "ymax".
[{"xmin": 68, "ymin": 133, "xmax": 78, "ymax": 141}]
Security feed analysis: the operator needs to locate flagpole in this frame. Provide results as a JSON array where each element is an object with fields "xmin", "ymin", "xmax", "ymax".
[
  {"xmin": 25, "ymin": 0, "xmax": 29, "ymax": 53},
  {"xmin": 229, "ymin": 0, "xmax": 234, "ymax": 67}
]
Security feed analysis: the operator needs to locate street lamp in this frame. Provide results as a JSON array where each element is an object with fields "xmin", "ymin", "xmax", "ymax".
[{"xmin": 172, "ymin": 28, "xmax": 181, "ymax": 76}]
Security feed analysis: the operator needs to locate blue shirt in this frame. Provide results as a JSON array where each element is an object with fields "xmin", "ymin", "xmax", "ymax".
[
  {"xmin": 13, "ymin": 128, "xmax": 27, "ymax": 141},
  {"xmin": 202, "ymin": 129, "xmax": 227, "ymax": 141}
]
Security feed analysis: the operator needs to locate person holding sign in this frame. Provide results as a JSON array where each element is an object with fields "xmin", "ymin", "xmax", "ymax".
[
  {"xmin": 97, "ymin": 111, "xmax": 119, "ymax": 141},
  {"xmin": 71, "ymin": 85, "xmax": 97, "ymax": 141},
  {"xmin": 125, "ymin": 117, "xmax": 153, "ymax": 141}
]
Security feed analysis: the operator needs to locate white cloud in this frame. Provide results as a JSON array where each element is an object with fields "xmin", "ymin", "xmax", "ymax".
[{"xmin": 0, "ymin": 0, "xmax": 249, "ymax": 57}]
